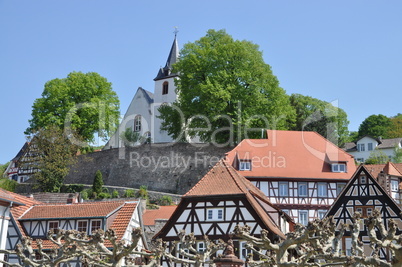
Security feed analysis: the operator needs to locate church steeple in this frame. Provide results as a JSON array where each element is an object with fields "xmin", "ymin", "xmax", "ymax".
[{"xmin": 154, "ymin": 33, "xmax": 179, "ymax": 81}]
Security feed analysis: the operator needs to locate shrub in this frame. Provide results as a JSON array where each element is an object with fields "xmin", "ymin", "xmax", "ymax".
[
  {"xmin": 97, "ymin": 192, "xmax": 111, "ymax": 199},
  {"xmin": 112, "ymin": 190, "xmax": 119, "ymax": 198},
  {"xmin": 123, "ymin": 189, "xmax": 135, "ymax": 198},
  {"xmin": 93, "ymin": 170, "xmax": 104, "ymax": 195},
  {"xmin": 61, "ymin": 184, "xmax": 84, "ymax": 193},
  {"xmin": 137, "ymin": 185, "xmax": 148, "ymax": 199},
  {"xmin": 158, "ymin": 195, "xmax": 173, "ymax": 206},
  {"xmin": 0, "ymin": 178, "xmax": 18, "ymax": 192}
]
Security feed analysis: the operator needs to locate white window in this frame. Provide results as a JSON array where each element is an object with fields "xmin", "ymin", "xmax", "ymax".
[
  {"xmin": 368, "ymin": 143, "xmax": 373, "ymax": 151},
  {"xmin": 344, "ymin": 237, "xmax": 352, "ymax": 256},
  {"xmin": 77, "ymin": 220, "xmax": 88, "ymax": 233},
  {"xmin": 317, "ymin": 183, "xmax": 327, "ymax": 197},
  {"xmin": 299, "ymin": 210, "xmax": 308, "ymax": 226},
  {"xmin": 91, "ymin": 220, "xmax": 102, "ymax": 233},
  {"xmin": 360, "ymin": 176, "xmax": 366, "ymax": 184},
  {"xmin": 240, "ymin": 241, "xmax": 251, "ymax": 260},
  {"xmin": 177, "ymin": 243, "xmax": 189, "ymax": 258},
  {"xmin": 48, "ymin": 221, "xmax": 59, "ymax": 231},
  {"xmin": 332, "ymin": 163, "xmax": 346, "ymax": 173},
  {"xmin": 134, "ymin": 115, "xmax": 141, "ymax": 132},
  {"xmin": 391, "ymin": 180, "xmax": 399, "ymax": 192},
  {"xmin": 358, "ymin": 143, "xmax": 365, "ymax": 152},
  {"xmin": 279, "ymin": 182, "xmax": 288, "ymax": 197},
  {"xmin": 206, "ymin": 208, "xmax": 223, "ymax": 221},
  {"xmin": 318, "ymin": 210, "xmax": 326, "ymax": 219},
  {"xmin": 197, "ymin": 242, "xmax": 206, "ymax": 253},
  {"xmin": 298, "ymin": 182, "xmax": 308, "ymax": 197},
  {"xmin": 356, "ymin": 158, "xmax": 364, "ymax": 163},
  {"xmin": 239, "ymin": 160, "xmax": 251, "ymax": 171}
]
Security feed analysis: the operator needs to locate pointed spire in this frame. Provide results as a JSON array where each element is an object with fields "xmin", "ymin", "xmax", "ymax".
[{"xmin": 154, "ymin": 30, "xmax": 179, "ymax": 81}]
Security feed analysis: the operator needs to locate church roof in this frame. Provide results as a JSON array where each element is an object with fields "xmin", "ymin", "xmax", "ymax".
[
  {"xmin": 138, "ymin": 87, "xmax": 154, "ymax": 104},
  {"xmin": 154, "ymin": 36, "xmax": 179, "ymax": 81}
]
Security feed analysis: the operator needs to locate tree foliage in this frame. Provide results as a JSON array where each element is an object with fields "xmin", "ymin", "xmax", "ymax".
[
  {"xmin": 93, "ymin": 170, "xmax": 104, "ymax": 196},
  {"xmin": 0, "ymin": 178, "xmax": 18, "ymax": 192},
  {"xmin": 0, "ymin": 162, "xmax": 9, "ymax": 177},
  {"xmin": 289, "ymin": 94, "xmax": 349, "ymax": 146},
  {"xmin": 31, "ymin": 126, "xmax": 78, "ymax": 192},
  {"xmin": 365, "ymin": 149, "xmax": 390, "ymax": 164},
  {"xmin": 120, "ymin": 128, "xmax": 146, "ymax": 147},
  {"xmin": 25, "ymin": 71, "xmax": 120, "ymax": 144},
  {"xmin": 388, "ymin": 114, "xmax": 402, "ymax": 139},
  {"xmin": 158, "ymin": 29, "xmax": 295, "ymax": 144},
  {"xmin": 358, "ymin": 114, "xmax": 392, "ymax": 139}
]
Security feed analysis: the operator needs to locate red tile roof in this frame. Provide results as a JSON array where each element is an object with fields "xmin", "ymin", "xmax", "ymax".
[
  {"xmin": 225, "ymin": 130, "xmax": 356, "ymax": 180},
  {"xmin": 20, "ymin": 201, "xmax": 126, "ymax": 220},
  {"xmin": 143, "ymin": 206, "xmax": 177, "ymax": 226},
  {"xmin": 365, "ymin": 162, "xmax": 402, "ymax": 178},
  {"xmin": 109, "ymin": 202, "xmax": 138, "ymax": 240},
  {"xmin": 182, "ymin": 160, "xmax": 286, "ymax": 238}
]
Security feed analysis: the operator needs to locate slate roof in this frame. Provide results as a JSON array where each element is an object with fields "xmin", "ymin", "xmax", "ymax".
[
  {"xmin": 138, "ymin": 87, "xmax": 154, "ymax": 104},
  {"xmin": 226, "ymin": 130, "xmax": 356, "ymax": 180},
  {"xmin": 143, "ymin": 206, "xmax": 177, "ymax": 226},
  {"xmin": 377, "ymin": 138, "xmax": 402, "ymax": 149},
  {"xmin": 183, "ymin": 160, "xmax": 286, "ymax": 238},
  {"xmin": 154, "ymin": 36, "xmax": 179, "ymax": 81},
  {"xmin": 20, "ymin": 201, "xmax": 126, "ymax": 220}
]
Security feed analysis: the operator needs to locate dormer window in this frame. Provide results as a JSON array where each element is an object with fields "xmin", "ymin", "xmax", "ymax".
[
  {"xmin": 239, "ymin": 160, "xmax": 251, "ymax": 171},
  {"xmin": 162, "ymin": 82, "xmax": 169, "ymax": 95},
  {"xmin": 332, "ymin": 163, "xmax": 346, "ymax": 173}
]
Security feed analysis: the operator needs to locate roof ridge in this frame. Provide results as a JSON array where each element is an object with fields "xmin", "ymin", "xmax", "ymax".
[{"xmin": 222, "ymin": 161, "xmax": 247, "ymax": 194}]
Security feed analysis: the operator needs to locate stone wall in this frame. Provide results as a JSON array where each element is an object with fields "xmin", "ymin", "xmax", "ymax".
[{"xmin": 65, "ymin": 143, "xmax": 231, "ymax": 195}]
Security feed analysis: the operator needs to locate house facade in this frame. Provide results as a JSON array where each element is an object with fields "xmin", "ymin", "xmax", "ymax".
[
  {"xmin": 154, "ymin": 160, "xmax": 293, "ymax": 263},
  {"xmin": 4, "ymin": 141, "xmax": 39, "ymax": 183},
  {"xmin": 344, "ymin": 136, "xmax": 402, "ymax": 163},
  {"xmin": 225, "ymin": 130, "xmax": 356, "ymax": 225},
  {"xmin": 325, "ymin": 165, "xmax": 402, "ymax": 260},
  {"xmin": 4, "ymin": 193, "xmax": 144, "ymax": 266}
]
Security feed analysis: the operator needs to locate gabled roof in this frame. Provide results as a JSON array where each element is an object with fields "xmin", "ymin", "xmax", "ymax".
[
  {"xmin": 377, "ymin": 138, "xmax": 402, "ymax": 149},
  {"xmin": 154, "ymin": 36, "xmax": 179, "ymax": 81},
  {"xmin": 226, "ymin": 130, "xmax": 356, "ymax": 180},
  {"xmin": 20, "ymin": 201, "xmax": 126, "ymax": 220},
  {"xmin": 365, "ymin": 162, "xmax": 402, "ymax": 178},
  {"xmin": 157, "ymin": 160, "xmax": 287, "ymax": 239},
  {"xmin": 138, "ymin": 87, "xmax": 154, "ymax": 104},
  {"xmin": 109, "ymin": 201, "xmax": 138, "ymax": 240},
  {"xmin": 143, "ymin": 206, "xmax": 177, "ymax": 226}
]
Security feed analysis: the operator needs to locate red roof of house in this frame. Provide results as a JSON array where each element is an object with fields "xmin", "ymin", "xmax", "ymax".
[
  {"xmin": 182, "ymin": 160, "xmax": 287, "ymax": 238},
  {"xmin": 20, "ymin": 201, "xmax": 126, "ymax": 220},
  {"xmin": 109, "ymin": 202, "xmax": 138, "ymax": 240},
  {"xmin": 143, "ymin": 206, "xmax": 177, "ymax": 226},
  {"xmin": 225, "ymin": 130, "xmax": 356, "ymax": 180},
  {"xmin": 365, "ymin": 162, "xmax": 402, "ymax": 178}
]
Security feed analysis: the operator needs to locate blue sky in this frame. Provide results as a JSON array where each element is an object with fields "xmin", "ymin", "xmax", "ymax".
[{"xmin": 1, "ymin": 1, "xmax": 401, "ymax": 164}]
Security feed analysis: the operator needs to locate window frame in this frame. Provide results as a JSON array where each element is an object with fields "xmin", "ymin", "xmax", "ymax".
[
  {"xmin": 240, "ymin": 241, "xmax": 252, "ymax": 261},
  {"xmin": 368, "ymin": 143, "xmax": 373, "ymax": 151},
  {"xmin": 279, "ymin": 182, "xmax": 289, "ymax": 197},
  {"xmin": 162, "ymin": 81, "xmax": 169, "ymax": 95},
  {"xmin": 332, "ymin": 163, "xmax": 346, "ymax": 173},
  {"xmin": 134, "ymin": 115, "xmax": 141, "ymax": 132},
  {"xmin": 391, "ymin": 180, "xmax": 399, "ymax": 192},
  {"xmin": 77, "ymin": 220, "xmax": 88, "ymax": 233},
  {"xmin": 317, "ymin": 183, "xmax": 328, "ymax": 197},
  {"xmin": 299, "ymin": 210, "xmax": 308, "ymax": 226},
  {"xmin": 298, "ymin": 182, "xmax": 308, "ymax": 197},
  {"xmin": 238, "ymin": 160, "xmax": 251, "ymax": 171},
  {"xmin": 91, "ymin": 220, "xmax": 102, "ymax": 233},
  {"xmin": 206, "ymin": 208, "xmax": 224, "ymax": 221},
  {"xmin": 48, "ymin": 221, "xmax": 59, "ymax": 231}
]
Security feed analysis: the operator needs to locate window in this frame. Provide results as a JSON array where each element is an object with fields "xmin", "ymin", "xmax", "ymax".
[
  {"xmin": 360, "ymin": 176, "xmax": 366, "ymax": 184},
  {"xmin": 337, "ymin": 183, "xmax": 346, "ymax": 195},
  {"xmin": 356, "ymin": 158, "xmax": 364, "ymax": 163},
  {"xmin": 368, "ymin": 143, "xmax": 373, "ymax": 151},
  {"xmin": 162, "ymin": 82, "xmax": 169, "ymax": 95},
  {"xmin": 206, "ymin": 209, "xmax": 223, "ymax": 221},
  {"xmin": 279, "ymin": 182, "xmax": 288, "ymax": 197},
  {"xmin": 91, "ymin": 220, "xmax": 102, "ymax": 233},
  {"xmin": 332, "ymin": 163, "xmax": 346, "ymax": 173},
  {"xmin": 77, "ymin": 220, "xmax": 88, "ymax": 233},
  {"xmin": 240, "ymin": 241, "xmax": 251, "ymax": 260},
  {"xmin": 197, "ymin": 242, "xmax": 206, "ymax": 253},
  {"xmin": 318, "ymin": 210, "xmax": 326, "ymax": 219},
  {"xmin": 344, "ymin": 237, "xmax": 352, "ymax": 256},
  {"xmin": 298, "ymin": 182, "xmax": 308, "ymax": 197},
  {"xmin": 48, "ymin": 221, "xmax": 59, "ymax": 231},
  {"xmin": 354, "ymin": 206, "xmax": 374, "ymax": 218},
  {"xmin": 134, "ymin": 115, "xmax": 141, "ymax": 132},
  {"xmin": 317, "ymin": 183, "xmax": 327, "ymax": 197},
  {"xmin": 358, "ymin": 143, "xmax": 365, "ymax": 152},
  {"xmin": 391, "ymin": 180, "xmax": 399, "ymax": 192},
  {"xmin": 239, "ymin": 160, "xmax": 251, "ymax": 171},
  {"xmin": 299, "ymin": 210, "xmax": 308, "ymax": 226}
]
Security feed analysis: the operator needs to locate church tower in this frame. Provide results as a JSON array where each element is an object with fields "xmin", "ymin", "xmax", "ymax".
[{"xmin": 152, "ymin": 33, "xmax": 179, "ymax": 143}]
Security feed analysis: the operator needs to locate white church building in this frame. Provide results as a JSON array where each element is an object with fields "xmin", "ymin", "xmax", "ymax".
[{"xmin": 104, "ymin": 35, "xmax": 180, "ymax": 149}]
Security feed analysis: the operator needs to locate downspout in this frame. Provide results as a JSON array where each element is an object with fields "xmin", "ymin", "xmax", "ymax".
[{"xmin": 138, "ymin": 199, "xmax": 148, "ymax": 250}]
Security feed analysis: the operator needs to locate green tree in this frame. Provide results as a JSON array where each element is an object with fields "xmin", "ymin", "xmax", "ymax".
[
  {"xmin": 92, "ymin": 170, "xmax": 104, "ymax": 196},
  {"xmin": 120, "ymin": 128, "xmax": 146, "ymax": 147},
  {"xmin": 31, "ymin": 126, "xmax": 78, "ymax": 192},
  {"xmin": 393, "ymin": 146, "xmax": 402, "ymax": 163},
  {"xmin": 25, "ymin": 71, "xmax": 120, "ymax": 144},
  {"xmin": 289, "ymin": 94, "xmax": 349, "ymax": 146},
  {"xmin": 387, "ymin": 114, "xmax": 402, "ymax": 139},
  {"xmin": 365, "ymin": 149, "xmax": 389, "ymax": 164},
  {"xmin": 0, "ymin": 162, "xmax": 9, "ymax": 177},
  {"xmin": 358, "ymin": 114, "xmax": 392, "ymax": 139},
  {"xmin": 0, "ymin": 178, "xmax": 18, "ymax": 192},
  {"xmin": 158, "ymin": 29, "xmax": 295, "ymax": 144}
]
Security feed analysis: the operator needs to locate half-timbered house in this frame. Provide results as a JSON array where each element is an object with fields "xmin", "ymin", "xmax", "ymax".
[
  {"xmin": 154, "ymin": 160, "xmax": 293, "ymax": 262},
  {"xmin": 225, "ymin": 130, "xmax": 356, "ymax": 225},
  {"xmin": 4, "ymin": 193, "xmax": 145, "ymax": 266},
  {"xmin": 325, "ymin": 165, "xmax": 402, "ymax": 259}
]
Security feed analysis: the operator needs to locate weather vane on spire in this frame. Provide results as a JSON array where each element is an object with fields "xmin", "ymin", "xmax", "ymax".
[{"xmin": 174, "ymin": 26, "xmax": 179, "ymax": 37}]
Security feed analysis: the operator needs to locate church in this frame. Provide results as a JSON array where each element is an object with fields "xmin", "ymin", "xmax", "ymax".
[{"xmin": 104, "ymin": 34, "xmax": 180, "ymax": 149}]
